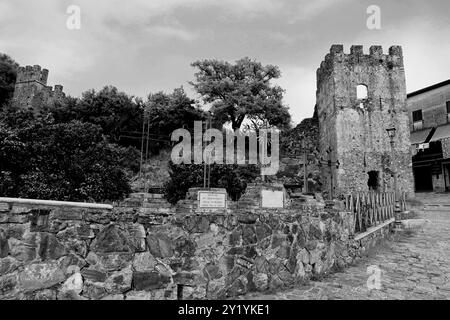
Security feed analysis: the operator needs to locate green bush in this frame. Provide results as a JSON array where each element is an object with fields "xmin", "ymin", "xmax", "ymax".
[
  {"xmin": 164, "ymin": 161, "xmax": 259, "ymax": 204},
  {"xmin": 0, "ymin": 120, "xmax": 133, "ymax": 202}
]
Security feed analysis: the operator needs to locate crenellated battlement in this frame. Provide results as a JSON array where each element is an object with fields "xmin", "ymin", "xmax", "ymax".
[
  {"xmin": 317, "ymin": 44, "xmax": 404, "ymax": 86},
  {"xmin": 12, "ymin": 65, "xmax": 65, "ymax": 110},
  {"xmin": 42, "ymin": 84, "xmax": 65, "ymax": 99},
  {"xmin": 16, "ymin": 65, "xmax": 49, "ymax": 85}
]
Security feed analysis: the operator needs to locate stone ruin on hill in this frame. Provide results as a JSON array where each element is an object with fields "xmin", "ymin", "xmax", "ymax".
[{"xmin": 12, "ymin": 65, "xmax": 65, "ymax": 111}]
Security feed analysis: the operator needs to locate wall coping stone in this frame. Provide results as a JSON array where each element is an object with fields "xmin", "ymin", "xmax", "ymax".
[
  {"xmin": 0, "ymin": 197, "xmax": 113, "ymax": 210},
  {"xmin": 354, "ymin": 218, "xmax": 395, "ymax": 241}
]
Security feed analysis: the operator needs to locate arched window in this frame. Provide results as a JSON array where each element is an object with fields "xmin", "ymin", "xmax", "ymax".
[{"xmin": 356, "ymin": 84, "xmax": 368, "ymax": 100}]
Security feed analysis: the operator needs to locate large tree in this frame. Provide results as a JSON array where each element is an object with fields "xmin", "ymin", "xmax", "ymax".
[
  {"xmin": 145, "ymin": 87, "xmax": 206, "ymax": 152},
  {"xmin": 51, "ymin": 86, "xmax": 144, "ymax": 147},
  {"xmin": 0, "ymin": 54, "xmax": 19, "ymax": 108},
  {"xmin": 191, "ymin": 57, "xmax": 291, "ymax": 131}
]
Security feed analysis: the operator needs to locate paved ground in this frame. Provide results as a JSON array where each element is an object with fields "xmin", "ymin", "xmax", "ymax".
[{"xmin": 241, "ymin": 192, "xmax": 450, "ymax": 300}]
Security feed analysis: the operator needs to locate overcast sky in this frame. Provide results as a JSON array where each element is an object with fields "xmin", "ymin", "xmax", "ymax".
[{"xmin": 1, "ymin": 0, "xmax": 449, "ymax": 125}]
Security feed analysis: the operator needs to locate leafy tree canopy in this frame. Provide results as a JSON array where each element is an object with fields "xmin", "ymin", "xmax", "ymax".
[
  {"xmin": 145, "ymin": 87, "xmax": 207, "ymax": 152},
  {"xmin": 0, "ymin": 54, "xmax": 19, "ymax": 108},
  {"xmin": 51, "ymin": 86, "xmax": 144, "ymax": 148},
  {"xmin": 191, "ymin": 57, "xmax": 291, "ymax": 131}
]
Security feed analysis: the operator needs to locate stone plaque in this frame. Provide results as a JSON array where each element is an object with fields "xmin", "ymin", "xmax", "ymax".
[
  {"xmin": 261, "ymin": 190, "xmax": 284, "ymax": 208},
  {"xmin": 198, "ymin": 191, "xmax": 226, "ymax": 208}
]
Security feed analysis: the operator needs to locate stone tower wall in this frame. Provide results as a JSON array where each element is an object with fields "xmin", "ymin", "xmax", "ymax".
[
  {"xmin": 12, "ymin": 65, "xmax": 65, "ymax": 110},
  {"xmin": 316, "ymin": 45, "xmax": 414, "ymax": 197}
]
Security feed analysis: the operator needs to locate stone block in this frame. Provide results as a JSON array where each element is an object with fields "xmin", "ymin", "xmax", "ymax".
[
  {"xmin": 24, "ymin": 289, "xmax": 57, "ymax": 300},
  {"xmin": 86, "ymin": 252, "xmax": 132, "ymax": 272},
  {"xmin": 90, "ymin": 224, "xmax": 133, "ymax": 253},
  {"xmin": 132, "ymin": 251, "xmax": 158, "ymax": 272},
  {"xmin": 146, "ymin": 233, "xmax": 174, "ymax": 258},
  {"xmin": 37, "ymin": 233, "xmax": 67, "ymax": 261},
  {"xmin": 0, "ymin": 273, "xmax": 18, "ymax": 298},
  {"xmin": 0, "ymin": 202, "xmax": 9, "ymax": 212},
  {"xmin": 125, "ymin": 291, "xmax": 154, "ymax": 300},
  {"xmin": 0, "ymin": 229, "xmax": 9, "ymax": 258},
  {"xmin": 132, "ymin": 271, "xmax": 171, "ymax": 291},
  {"xmin": 81, "ymin": 268, "xmax": 107, "ymax": 283},
  {"xmin": 61, "ymin": 272, "xmax": 83, "ymax": 294},
  {"xmin": 203, "ymin": 263, "xmax": 222, "ymax": 280},
  {"xmin": 8, "ymin": 235, "xmax": 37, "ymax": 262},
  {"xmin": 58, "ymin": 253, "xmax": 87, "ymax": 276},
  {"xmin": 18, "ymin": 262, "xmax": 65, "ymax": 292},
  {"xmin": 126, "ymin": 223, "xmax": 146, "ymax": 252},
  {"xmin": 82, "ymin": 281, "xmax": 108, "ymax": 300},
  {"xmin": 52, "ymin": 208, "xmax": 83, "ymax": 221},
  {"xmin": 173, "ymin": 271, "xmax": 205, "ymax": 286},
  {"xmin": 253, "ymin": 273, "xmax": 269, "ymax": 292},
  {"xmin": 104, "ymin": 265, "xmax": 133, "ymax": 293}
]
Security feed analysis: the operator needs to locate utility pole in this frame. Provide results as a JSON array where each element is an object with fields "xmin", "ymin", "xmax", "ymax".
[
  {"xmin": 203, "ymin": 120, "xmax": 207, "ymax": 189},
  {"xmin": 302, "ymin": 140, "xmax": 308, "ymax": 194},
  {"xmin": 318, "ymin": 147, "xmax": 340, "ymax": 200},
  {"xmin": 139, "ymin": 109, "xmax": 146, "ymax": 184},
  {"xmin": 386, "ymin": 127, "xmax": 401, "ymax": 220}
]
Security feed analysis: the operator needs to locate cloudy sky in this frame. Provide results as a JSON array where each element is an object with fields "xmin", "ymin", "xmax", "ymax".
[{"xmin": 1, "ymin": 0, "xmax": 449, "ymax": 125}]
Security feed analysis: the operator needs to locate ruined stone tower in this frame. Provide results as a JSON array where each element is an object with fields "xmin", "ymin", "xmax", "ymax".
[
  {"xmin": 316, "ymin": 45, "xmax": 414, "ymax": 197},
  {"xmin": 12, "ymin": 65, "xmax": 65, "ymax": 110}
]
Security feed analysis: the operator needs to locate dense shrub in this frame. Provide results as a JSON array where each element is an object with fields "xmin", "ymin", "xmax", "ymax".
[
  {"xmin": 164, "ymin": 161, "xmax": 260, "ymax": 204},
  {"xmin": 0, "ymin": 120, "xmax": 134, "ymax": 202},
  {"xmin": 0, "ymin": 54, "xmax": 19, "ymax": 108}
]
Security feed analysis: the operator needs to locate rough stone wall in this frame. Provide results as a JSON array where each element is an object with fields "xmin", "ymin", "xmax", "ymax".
[
  {"xmin": 0, "ymin": 193, "xmax": 391, "ymax": 300},
  {"xmin": 279, "ymin": 109, "xmax": 321, "ymax": 191},
  {"xmin": 316, "ymin": 45, "xmax": 414, "ymax": 197},
  {"xmin": 432, "ymin": 173, "xmax": 446, "ymax": 192},
  {"xmin": 443, "ymin": 138, "xmax": 450, "ymax": 159},
  {"xmin": 12, "ymin": 65, "xmax": 66, "ymax": 111}
]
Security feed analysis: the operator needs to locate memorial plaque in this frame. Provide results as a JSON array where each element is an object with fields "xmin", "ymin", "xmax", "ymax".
[
  {"xmin": 198, "ymin": 191, "xmax": 226, "ymax": 208},
  {"xmin": 261, "ymin": 190, "xmax": 284, "ymax": 208}
]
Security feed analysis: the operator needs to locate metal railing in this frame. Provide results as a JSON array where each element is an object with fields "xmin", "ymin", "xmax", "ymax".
[{"xmin": 344, "ymin": 192, "xmax": 406, "ymax": 234}]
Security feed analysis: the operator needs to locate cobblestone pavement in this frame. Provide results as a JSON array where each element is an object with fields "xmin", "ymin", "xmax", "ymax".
[{"xmin": 240, "ymin": 193, "xmax": 450, "ymax": 300}]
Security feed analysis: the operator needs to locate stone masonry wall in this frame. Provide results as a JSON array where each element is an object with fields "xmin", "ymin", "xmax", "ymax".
[
  {"xmin": 0, "ymin": 193, "xmax": 392, "ymax": 300},
  {"xmin": 316, "ymin": 45, "xmax": 414, "ymax": 198},
  {"xmin": 12, "ymin": 65, "xmax": 66, "ymax": 111},
  {"xmin": 279, "ymin": 109, "xmax": 322, "ymax": 192}
]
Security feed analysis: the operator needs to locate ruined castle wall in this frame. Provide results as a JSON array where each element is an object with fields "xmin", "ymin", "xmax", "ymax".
[
  {"xmin": 0, "ymin": 193, "xmax": 392, "ymax": 300},
  {"xmin": 317, "ymin": 45, "xmax": 414, "ymax": 197},
  {"xmin": 12, "ymin": 65, "xmax": 65, "ymax": 110},
  {"xmin": 279, "ymin": 115, "xmax": 321, "ymax": 191},
  {"xmin": 316, "ymin": 66, "xmax": 338, "ymax": 197}
]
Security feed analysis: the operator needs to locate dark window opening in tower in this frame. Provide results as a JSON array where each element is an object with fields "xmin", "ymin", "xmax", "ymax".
[{"xmin": 367, "ymin": 171, "xmax": 380, "ymax": 191}]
